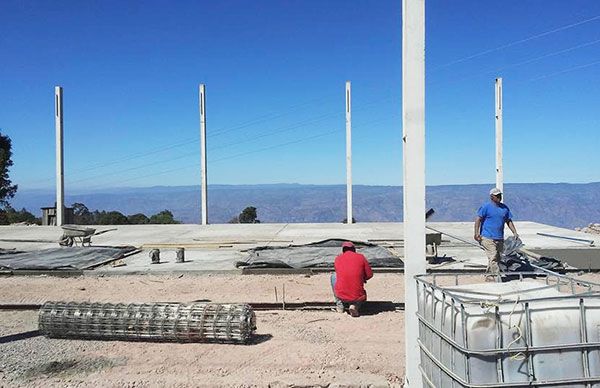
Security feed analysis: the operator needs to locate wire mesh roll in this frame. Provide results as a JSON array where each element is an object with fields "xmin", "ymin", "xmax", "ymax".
[{"xmin": 39, "ymin": 301, "xmax": 256, "ymax": 344}]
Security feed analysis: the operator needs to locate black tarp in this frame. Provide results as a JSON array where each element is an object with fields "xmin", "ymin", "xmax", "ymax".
[
  {"xmin": 500, "ymin": 237, "xmax": 565, "ymax": 278},
  {"xmin": 0, "ymin": 246, "xmax": 137, "ymax": 270},
  {"xmin": 235, "ymin": 239, "xmax": 403, "ymax": 269}
]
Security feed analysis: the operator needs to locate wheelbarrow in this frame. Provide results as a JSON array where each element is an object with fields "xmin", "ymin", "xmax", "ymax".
[{"xmin": 59, "ymin": 225, "xmax": 96, "ymax": 247}]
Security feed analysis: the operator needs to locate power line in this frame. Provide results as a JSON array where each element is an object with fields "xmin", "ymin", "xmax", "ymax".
[
  {"xmin": 79, "ymin": 114, "xmax": 400, "ymax": 189},
  {"xmin": 429, "ymin": 38, "xmax": 600, "ymax": 87},
  {"xmin": 66, "ymin": 150, "xmax": 199, "ymax": 185},
  {"xmin": 35, "ymin": 91, "xmax": 394, "ymax": 186},
  {"xmin": 432, "ymin": 14, "xmax": 600, "ymax": 70},
  {"xmin": 34, "ymin": 95, "xmax": 396, "ymax": 187},
  {"xmin": 209, "ymin": 95, "xmax": 395, "ymax": 152},
  {"xmin": 496, "ymin": 38, "xmax": 600, "ymax": 72},
  {"xmin": 529, "ymin": 58, "xmax": 600, "ymax": 81}
]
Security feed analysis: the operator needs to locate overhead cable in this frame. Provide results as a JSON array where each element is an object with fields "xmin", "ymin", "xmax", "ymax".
[{"xmin": 432, "ymin": 14, "xmax": 600, "ymax": 70}]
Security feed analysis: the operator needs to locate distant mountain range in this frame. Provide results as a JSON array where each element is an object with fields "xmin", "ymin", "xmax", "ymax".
[{"xmin": 10, "ymin": 182, "xmax": 600, "ymax": 229}]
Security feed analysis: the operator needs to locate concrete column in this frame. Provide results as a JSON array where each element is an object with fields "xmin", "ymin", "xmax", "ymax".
[
  {"xmin": 402, "ymin": 0, "xmax": 426, "ymax": 386},
  {"xmin": 495, "ymin": 78, "xmax": 503, "ymax": 197},
  {"xmin": 345, "ymin": 81, "xmax": 353, "ymax": 224},
  {"xmin": 199, "ymin": 84, "xmax": 208, "ymax": 225},
  {"xmin": 55, "ymin": 86, "xmax": 64, "ymax": 226}
]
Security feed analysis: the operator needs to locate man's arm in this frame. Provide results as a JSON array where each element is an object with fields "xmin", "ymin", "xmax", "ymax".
[
  {"xmin": 474, "ymin": 217, "xmax": 482, "ymax": 242},
  {"xmin": 506, "ymin": 219, "xmax": 519, "ymax": 239},
  {"xmin": 363, "ymin": 258, "xmax": 373, "ymax": 282}
]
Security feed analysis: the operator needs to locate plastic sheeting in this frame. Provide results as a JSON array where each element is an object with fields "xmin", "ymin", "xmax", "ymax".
[
  {"xmin": 0, "ymin": 246, "xmax": 137, "ymax": 270},
  {"xmin": 500, "ymin": 236, "xmax": 565, "ymax": 275},
  {"xmin": 235, "ymin": 239, "xmax": 403, "ymax": 269}
]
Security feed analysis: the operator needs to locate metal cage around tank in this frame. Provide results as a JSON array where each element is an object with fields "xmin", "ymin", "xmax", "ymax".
[{"xmin": 416, "ymin": 272, "xmax": 600, "ymax": 387}]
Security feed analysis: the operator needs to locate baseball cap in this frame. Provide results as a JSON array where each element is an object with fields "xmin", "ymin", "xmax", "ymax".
[
  {"xmin": 341, "ymin": 241, "xmax": 355, "ymax": 249},
  {"xmin": 489, "ymin": 188, "xmax": 502, "ymax": 196}
]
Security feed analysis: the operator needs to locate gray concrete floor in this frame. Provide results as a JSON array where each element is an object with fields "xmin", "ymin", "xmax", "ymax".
[{"xmin": 0, "ymin": 221, "xmax": 596, "ymax": 273}]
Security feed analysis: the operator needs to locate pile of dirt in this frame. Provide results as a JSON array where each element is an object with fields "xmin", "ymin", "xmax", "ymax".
[{"xmin": 576, "ymin": 223, "xmax": 600, "ymax": 235}]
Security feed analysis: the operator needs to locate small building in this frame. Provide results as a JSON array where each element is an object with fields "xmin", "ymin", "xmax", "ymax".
[{"xmin": 41, "ymin": 206, "xmax": 74, "ymax": 226}]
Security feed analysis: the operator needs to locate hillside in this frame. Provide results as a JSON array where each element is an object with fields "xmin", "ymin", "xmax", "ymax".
[{"xmin": 11, "ymin": 182, "xmax": 600, "ymax": 228}]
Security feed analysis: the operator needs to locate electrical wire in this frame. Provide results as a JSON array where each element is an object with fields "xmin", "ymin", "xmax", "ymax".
[
  {"xmin": 529, "ymin": 58, "xmax": 600, "ymax": 81},
  {"xmin": 432, "ymin": 14, "xmax": 600, "ymax": 70},
  {"xmin": 78, "ymin": 113, "xmax": 400, "ymax": 190},
  {"xmin": 57, "ymin": 95, "xmax": 395, "ymax": 187},
  {"xmin": 429, "ymin": 38, "xmax": 600, "ymax": 87},
  {"xmin": 26, "ymin": 89, "xmax": 396, "ymax": 189}
]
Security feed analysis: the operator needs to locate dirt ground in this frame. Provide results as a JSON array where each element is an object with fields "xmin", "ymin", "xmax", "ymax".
[
  {"xmin": 3, "ymin": 272, "xmax": 597, "ymax": 387},
  {"xmin": 0, "ymin": 273, "xmax": 415, "ymax": 387}
]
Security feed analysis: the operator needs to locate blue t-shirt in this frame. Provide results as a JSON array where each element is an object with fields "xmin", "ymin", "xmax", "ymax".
[{"xmin": 477, "ymin": 201, "xmax": 513, "ymax": 240}]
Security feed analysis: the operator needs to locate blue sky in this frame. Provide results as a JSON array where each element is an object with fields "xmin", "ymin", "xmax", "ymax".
[{"xmin": 1, "ymin": 0, "xmax": 599, "ymax": 190}]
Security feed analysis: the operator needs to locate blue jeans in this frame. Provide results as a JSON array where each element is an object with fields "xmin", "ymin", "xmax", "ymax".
[{"xmin": 330, "ymin": 273, "xmax": 363, "ymax": 310}]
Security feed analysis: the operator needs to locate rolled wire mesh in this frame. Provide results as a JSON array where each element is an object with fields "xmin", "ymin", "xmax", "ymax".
[{"xmin": 39, "ymin": 301, "xmax": 256, "ymax": 344}]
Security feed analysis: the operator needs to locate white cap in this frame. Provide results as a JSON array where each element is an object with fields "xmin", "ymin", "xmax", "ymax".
[{"xmin": 489, "ymin": 188, "xmax": 502, "ymax": 196}]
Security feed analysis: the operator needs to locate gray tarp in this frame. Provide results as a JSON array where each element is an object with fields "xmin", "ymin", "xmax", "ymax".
[
  {"xmin": 0, "ymin": 246, "xmax": 137, "ymax": 270},
  {"xmin": 235, "ymin": 239, "xmax": 403, "ymax": 269}
]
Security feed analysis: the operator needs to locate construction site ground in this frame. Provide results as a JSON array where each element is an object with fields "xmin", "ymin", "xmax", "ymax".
[
  {"xmin": 0, "ymin": 222, "xmax": 598, "ymax": 386},
  {"xmin": 0, "ymin": 272, "xmax": 412, "ymax": 387}
]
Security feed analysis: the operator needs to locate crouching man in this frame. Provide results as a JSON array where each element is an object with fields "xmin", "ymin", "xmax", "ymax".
[{"xmin": 330, "ymin": 241, "xmax": 373, "ymax": 317}]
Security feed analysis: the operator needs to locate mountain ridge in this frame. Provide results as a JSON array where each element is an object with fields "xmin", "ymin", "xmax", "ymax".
[{"xmin": 11, "ymin": 182, "xmax": 600, "ymax": 228}]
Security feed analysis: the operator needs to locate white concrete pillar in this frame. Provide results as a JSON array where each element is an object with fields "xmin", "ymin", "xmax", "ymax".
[
  {"xmin": 402, "ymin": 0, "xmax": 426, "ymax": 386},
  {"xmin": 345, "ymin": 81, "xmax": 353, "ymax": 224},
  {"xmin": 55, "ymin": 86, "xmax": 64, "ymax": 226},
  {"xmin": 199, "ymin": 84, "xmax": 208, "ymax": 225},
  {"xmin": 495, "ymin": 77, "xmax": 504, "ymax": 197}
]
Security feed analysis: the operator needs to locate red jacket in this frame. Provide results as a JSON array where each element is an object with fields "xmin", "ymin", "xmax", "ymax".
[{"xmin": 334, "ymin": 251, "xmax": 373, "ymax": 302}]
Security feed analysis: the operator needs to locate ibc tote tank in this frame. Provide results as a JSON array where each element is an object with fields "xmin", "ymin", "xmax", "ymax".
[{"xmin": 416, "ymin": 274, "xmax": 600, "ymax": 387}]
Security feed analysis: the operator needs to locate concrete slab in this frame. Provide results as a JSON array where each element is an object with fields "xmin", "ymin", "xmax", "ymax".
[{"xmin": 0, "ymin": 221, "xmax": 596, "ymax": 274}]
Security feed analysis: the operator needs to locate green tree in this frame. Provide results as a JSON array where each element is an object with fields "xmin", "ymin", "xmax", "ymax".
[
  {"xmin": 0, "ymin": 207, "xmax": 39, "ymax": 225},
  {"xmin": 0, "ymin": 131, "xmax": 18, "ymax": 208},
  {"xmin": 96, "ymin": 210, "xmax": 128, "ymax": 225},
  {"xmin": 149, "ymin": 210, "xmax": 179, "ymax": 224},
  {"xmin": 128, "ymin": 213, "xmax": 150, "ymax": 224},
  {"xmin": 238, "ymin": 206, "xmax": 260, "ymax": 224},
  {"xmin": 72, "ymin": 202, "xmax": 94, "ymax": 225}
]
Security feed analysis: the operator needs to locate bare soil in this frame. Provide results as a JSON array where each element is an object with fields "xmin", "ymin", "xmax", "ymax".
[{"xmin": 0, "ymin": 273, "xmax": 414, "ymax": 387}]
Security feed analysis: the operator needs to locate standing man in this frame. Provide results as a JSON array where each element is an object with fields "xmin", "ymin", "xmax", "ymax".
[
  {"xmin": 474, "ymin": 188, "xmax": 519, "ymax": 275},
  {"xmin": 331, "ymin": 241, "xmax": 373, "ymax": 317}
]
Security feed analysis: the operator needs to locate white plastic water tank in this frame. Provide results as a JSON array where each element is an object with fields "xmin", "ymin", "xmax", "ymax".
[{"xmin": 417, "ymin": 277, "xmax": 600, "ymax": 387}]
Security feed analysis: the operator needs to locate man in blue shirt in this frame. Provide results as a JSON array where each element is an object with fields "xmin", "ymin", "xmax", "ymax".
[{"xmin": 474, "ymin": 188, "xmax": 519, "ymax": 275}]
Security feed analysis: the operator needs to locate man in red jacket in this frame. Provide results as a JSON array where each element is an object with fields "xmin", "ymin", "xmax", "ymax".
[{"xmin": 331, "ymin": 241, "xmax": 374, "ymax": 317}]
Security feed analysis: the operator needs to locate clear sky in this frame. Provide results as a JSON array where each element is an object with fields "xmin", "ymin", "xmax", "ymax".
[{"xmin": 1, "ymin": 0, "xmax": 599, "ymax": 190}]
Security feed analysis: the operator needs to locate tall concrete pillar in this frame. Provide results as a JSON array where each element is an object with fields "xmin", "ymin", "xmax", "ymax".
[
  {"xmin": 55, "ymin": 86, "xmax": 64, "ymax": 226},
  {"xmin": 345, "ymin": 81, "xmax": 353, "ymax": 224},
  {"xmin": 495, "ymin": 77, "xmax": 504, "ymax": 197},
  {"xmin": 199, "ymin": 84, "xmax": 208, "ymax": 225},
  {"xmin": 402, "ymin": 0, "xmax": 426, "ymax": 386}
]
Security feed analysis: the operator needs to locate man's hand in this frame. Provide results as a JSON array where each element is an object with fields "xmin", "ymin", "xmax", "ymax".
[{"xmin": 474, "ymin": 234, "xmax": 482, "ymax": 243}]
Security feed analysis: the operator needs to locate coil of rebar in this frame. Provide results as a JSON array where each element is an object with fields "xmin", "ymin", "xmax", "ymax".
[{"xmin": 39, "ymin": 301, "xmax": 256, "ymax": 344}]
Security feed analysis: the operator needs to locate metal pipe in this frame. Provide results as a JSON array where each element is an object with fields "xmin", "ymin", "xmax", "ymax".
[{"xmin": 537, "ymin": 232, "xmax": 594, "ymax": 245}]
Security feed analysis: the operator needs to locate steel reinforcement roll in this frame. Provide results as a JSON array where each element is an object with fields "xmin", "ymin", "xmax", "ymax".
[{"xmin": 39, "ymin": 301, "xmax": 256, "ymax": 344}]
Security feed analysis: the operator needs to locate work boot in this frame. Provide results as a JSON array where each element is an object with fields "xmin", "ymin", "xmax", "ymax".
[
  {"xmin": 349, "ymin": 304, "xmax": 359, "ymax": 317},
  {"xmin": 335, "ymin": 301, "xmax": 345, "ymax": 313}
]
